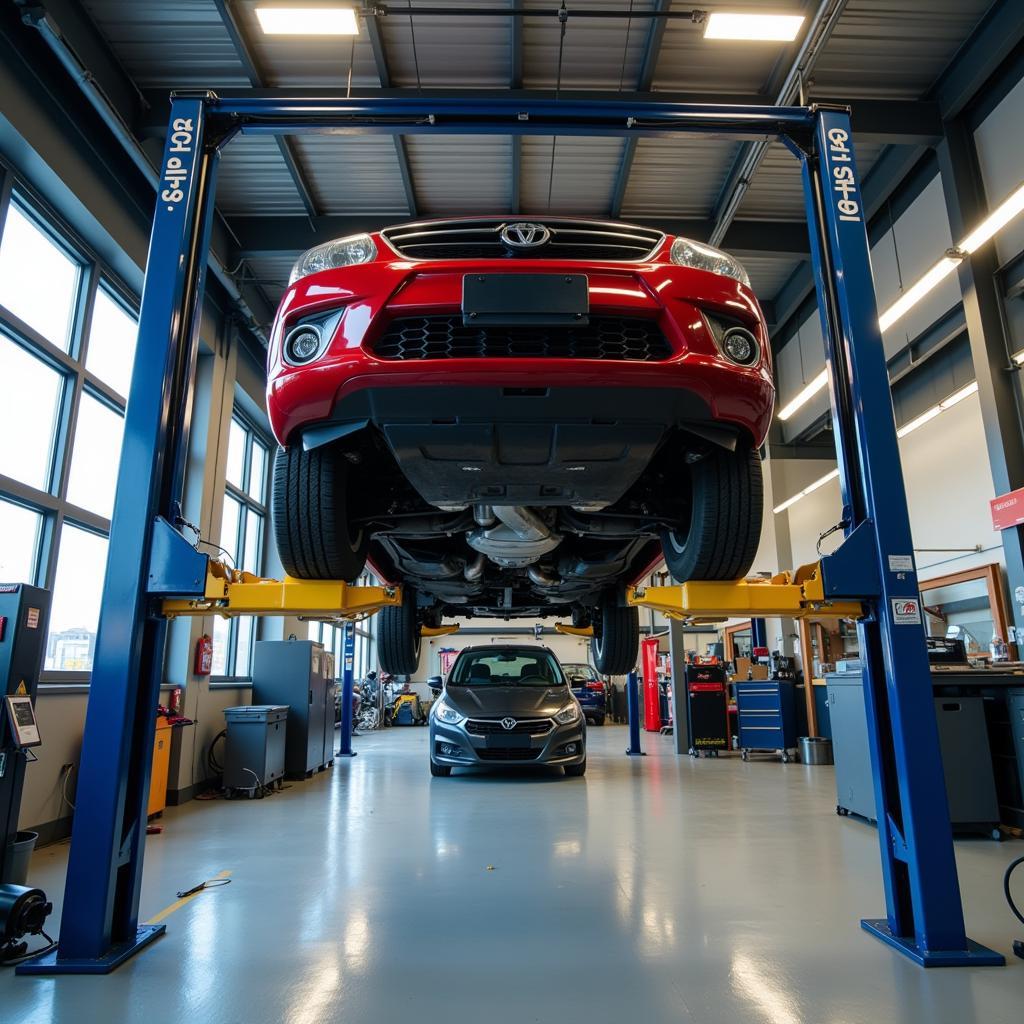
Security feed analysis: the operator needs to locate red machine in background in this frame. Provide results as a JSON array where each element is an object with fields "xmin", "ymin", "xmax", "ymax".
[{"xmin": 642, "ymin": 636, "xmax": 662, "ymax": 732}]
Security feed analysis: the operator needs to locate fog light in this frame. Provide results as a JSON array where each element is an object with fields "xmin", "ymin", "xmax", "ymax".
[
  {"xmin": 285, "ymin": 326, "xmax": 322, "ymax": 364},
  {"xmin": 564, "ymin": 743, "xmax": 577, "ymax": 754},
  {"xmin": 440, "ymin": 744, "xmax": 461, "ymax": 757},
  {"xmin": 722, "ymin": 327, "xmax": 758, "ymax": 365}
]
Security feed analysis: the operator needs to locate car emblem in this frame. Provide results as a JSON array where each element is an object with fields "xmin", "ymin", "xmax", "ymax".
[
  {"xmin": 500, "ymin": 222, "xmax": 551, "ymax": 250},
  {"xmin": 501, "ymin": 717, "xmax": 517, "ymax": 731}
]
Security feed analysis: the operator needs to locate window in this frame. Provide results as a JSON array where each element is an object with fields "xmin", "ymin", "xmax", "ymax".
[
  {"xmin": 0, "ymin": 179, "xmax": 139, "ymax": 682},
  {"xmin": 0, "ymin": 203, "xmax": 80, "ymax": 351},
  {"xmin": 0, "ymin": 498, "xmax": 42, "ymax": 582},
  {"xmin": 44, "ymin": 524, "xmax": 108, "ymax": 672},
  {"xmin": 86, "ymin": 285, "xmax": 138, "ymax": 397},
  {"xmin": 214, "ymin": 415, "xmax": 270, "ymax": 679},
  {"xmin": 0, "ymin": 332, "xmax": 63, "ymax": 490}
]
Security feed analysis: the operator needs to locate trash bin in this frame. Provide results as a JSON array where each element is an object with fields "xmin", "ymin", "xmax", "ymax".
[
  {"xmin": 223, "ymin": 705, "xmax": 288, "ymax": 794},
  {"xmin": 799, "ymin": 736, "xmax": 834, "ymax": 765},
  {"xmin": 9, "ymin": 831, "xmax": 38, "ymax": 886}
]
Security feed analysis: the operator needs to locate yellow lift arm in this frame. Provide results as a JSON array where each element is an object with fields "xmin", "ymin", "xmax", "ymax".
[
  {"xmin": 627, "ymin": 562, "xmax": 865, "ymax": 622},
  {"xmin": 161, "ymin": 560, "xmax": 401, "ymax": 621},
  {"xmin": 554, "ymin": 623, "xmax": 594, "ymax": 637},
  {"xmin": 421, "ymin": 624, "xmax": 460, "ymax": 638}
]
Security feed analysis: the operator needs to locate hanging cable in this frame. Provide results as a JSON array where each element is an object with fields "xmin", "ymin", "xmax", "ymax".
[
  {"xmin": 407, "ymin": 0, "xmax": 423, "ymax": 93},
  {"xmin": 618, "ymin": 0, "xmax": 635, "ymax": 91},
  {"xmin": 546, "ymin": 2, "xmax": 568, "ymax": 211},
  {"xmin": 346, "ymin": 32, "xmax": 355, "ymax": 97}
]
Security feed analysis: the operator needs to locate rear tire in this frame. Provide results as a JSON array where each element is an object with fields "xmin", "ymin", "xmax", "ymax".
[
  {"xmin": 430, "ymin": 759, "xmax": 451, "ymax": 777},
  {"xmin": 564, "ymin": 759, "xmax": 586, "ymax": 777},
  {"xmin": 660, "ymin": 444, "xmax": 763, "ymax": 582},
  {"xmin": 272, "ymin": 445, "xmax": 368, "ymax": 580},
  {"xmin": 378, "ymin": 589, "xmax": 422, "ymax": 675},
  {"xmin": 591, "ymin": 603, "xmax": 639, "ymax": 676}
]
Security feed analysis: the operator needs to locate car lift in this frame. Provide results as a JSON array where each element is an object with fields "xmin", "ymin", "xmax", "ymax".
[{"xmin": 18, "ymin": 94, "xmax": 1004, "ymax": 974}]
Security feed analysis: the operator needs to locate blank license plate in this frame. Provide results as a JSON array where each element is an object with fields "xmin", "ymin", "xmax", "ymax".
[{"xmin": 462, "ymin": 273, "xmax": 588, "ymax": 325}]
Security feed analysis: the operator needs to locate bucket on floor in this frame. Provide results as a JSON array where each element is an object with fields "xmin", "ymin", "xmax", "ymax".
[
  {"xmin": 798, "ymin": 736, "xmax": 833, "ymax": 765},
  {"xmin": 8, "ymin": 830, "xmax": 38, "ymax": 886}
]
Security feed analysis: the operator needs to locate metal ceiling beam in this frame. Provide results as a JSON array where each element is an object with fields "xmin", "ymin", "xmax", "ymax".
[
  {"xmin": 226, "ymin": 214, "xmax": 810, "ymax": 257},
  {"xmin": 611, "ymin": 0, "xmax": 672, "ymax": 217},
  {"xmin": 139, "ymin": 89, "xmax": 941, "ymax": 145},
  {"xmin": 210, "ymin": 0, "xmax": 320, "ymax": 219},
  {"xmin": 364, "ymin": 13, "xmax": 419, "ymax": 218},
  {"xmin": 708, "ymin": 0, "xmax": 849, "ymax": 247}
]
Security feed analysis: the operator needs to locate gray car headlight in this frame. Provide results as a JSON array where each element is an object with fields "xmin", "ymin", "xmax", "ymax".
[
  {"xmin": 669, "ymin": 237, "xmax": 750, "ymax": 287},
  {"xmin": 554, "ymin": 702, "xmax": 581, "ymax": 725},
  {"xmin": 289, "ymin": 233, "xmax": 377, "ymax": 285},
  {"xmin": 433, "ymin": 699, "xmax": 464, "ymax": 725}
]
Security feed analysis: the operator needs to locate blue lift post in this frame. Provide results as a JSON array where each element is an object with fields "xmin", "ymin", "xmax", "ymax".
[
  {"xmin": 338, "ymin": 621, "xmax": 357, "ymax": 757},
  {"xmin": 19, "ymin": 93, "xmax": 1003, "ymax": 974},
  {"xmin": 625, "ymin": 670, "xmax": 645, "ymax": 757}
]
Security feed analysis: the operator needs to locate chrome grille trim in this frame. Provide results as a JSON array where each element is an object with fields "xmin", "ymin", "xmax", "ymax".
[
  {"xmin": 380, "ymin": 218, "xmax": 665, "ymax": 262},
  {"xmin": 464, "ymin": 717, "xmax": 554, "ymax": 736}
]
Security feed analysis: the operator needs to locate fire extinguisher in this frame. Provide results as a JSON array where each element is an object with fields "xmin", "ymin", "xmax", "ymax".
[{"xmin": 194, "ymin": 633, "xmax": 213, "ymax": 676}]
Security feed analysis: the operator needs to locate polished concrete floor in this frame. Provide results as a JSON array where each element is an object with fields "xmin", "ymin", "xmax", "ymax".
[{"xmin": 4, "ymin": 725, "xmax": 1023, "ymax": 1023}]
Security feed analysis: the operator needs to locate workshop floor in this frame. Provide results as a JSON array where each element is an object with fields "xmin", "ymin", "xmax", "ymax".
[{"xmin": 3, "ymin": 725, "xmax": 1022, "ymax": 1023}]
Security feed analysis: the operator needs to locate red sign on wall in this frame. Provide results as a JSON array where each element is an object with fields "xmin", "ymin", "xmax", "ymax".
[{"xmin": 991, "ymin": 487, "xmax": 1024, "ymax": 531}]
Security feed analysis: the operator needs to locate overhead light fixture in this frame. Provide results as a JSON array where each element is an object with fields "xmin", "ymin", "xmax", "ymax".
[
  {"xmin": 1013, "ymin": 349, "xmax": 1024, "ymax": 366},
  {"xmin": 878, "ymin": 255, "xmax": 961, "ymax": 332},
  {"xmin": 776, "ymin": 381, "xmax": 980, "ymax": 512},
  {"xmin": 777, "ymin": 369, "xmax": 828, "ymax": 421},
  {"xmin": 255, "ymin": 6, "xmax": 359, "ymax": 35},
  {"xmin": 772, "ymin": 468, "xmax": 839, "ymax": 515},
  {"xmin": 960, "ymin": 182, "xmax": 1024, "ymax": 253},
  {"xmin": 704, "ymin": 12, "xmax": 805, "ymax": 42}
]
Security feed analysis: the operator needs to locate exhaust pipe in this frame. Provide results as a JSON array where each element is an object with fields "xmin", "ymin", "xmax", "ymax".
[
  {"xmin": 527, "ymin": 565, "xmax": 561, "ymax": 588},
  {"xmin": 492, "ymin": 506, "xmax": 550, "ymax": 541},
  {"xmin": 464, "ymin": 553, "xmax": 486, "ymax": 581}
]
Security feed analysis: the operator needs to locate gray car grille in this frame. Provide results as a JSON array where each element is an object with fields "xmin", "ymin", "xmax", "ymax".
[
  {"xmin": 465, "ymin": 718, "xmax": 553, "ymax": 736},
  {"xmin": 380, "ymin": 219, "xmax": 664, "ymax": 262}
]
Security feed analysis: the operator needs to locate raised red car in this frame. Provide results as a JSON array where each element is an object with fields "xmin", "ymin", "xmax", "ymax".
[{"xmin": 267, "ymin": 218, "xmax": 772, "ymax": 674}]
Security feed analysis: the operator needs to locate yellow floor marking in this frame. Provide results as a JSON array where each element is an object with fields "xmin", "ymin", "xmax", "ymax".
[{"xmin": 146, "ymin": 869, "xmax": 232, "ymax": 925}]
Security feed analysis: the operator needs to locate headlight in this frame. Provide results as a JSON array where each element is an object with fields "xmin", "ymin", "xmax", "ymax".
[
  {"xmin": 670, "ymin": 237, "xmax": 750, "ymax": 287},
  {"xmin": 433, "ymin": 699, "xmax": 464, "ymax": 725},
  {"xmin": 289, "ymin": 233, "xmax": 377, "ymax": 285},
  {"xmin": 555, "ymin": 702, "xmax": 581, "ymax": 725}
]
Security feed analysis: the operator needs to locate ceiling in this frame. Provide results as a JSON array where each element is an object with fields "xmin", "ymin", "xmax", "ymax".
[{"xmin": 73, "ymin": 0, "xmax": 1000, "ymax": 319}]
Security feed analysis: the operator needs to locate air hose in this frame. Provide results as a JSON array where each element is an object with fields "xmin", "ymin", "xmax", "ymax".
[{"xmin": 1004, "ymin": 854, "xmax": 1024, "ymax": 960}]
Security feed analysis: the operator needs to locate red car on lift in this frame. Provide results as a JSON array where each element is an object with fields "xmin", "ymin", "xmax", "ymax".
[{"xmin": 266, "ymin": 218, "xmax": 773, "ymax": 675}]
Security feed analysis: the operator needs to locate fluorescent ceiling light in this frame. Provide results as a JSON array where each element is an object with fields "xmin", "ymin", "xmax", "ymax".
[
  {"xmin": 960, "ymin": 183, "xmax": 1024, "ymax": 253},
  {"xmin": 878, "ymin": 256, "xmax": 961, "ymax": 333},
  {"xmin": 1013, "ymin": 349, "xmax": 1024, "ymax": 366},
  {"xmin": 895, "ymin": 405, "xmax": 941, "ymax": 438},
  {"xmin": 771, "ymin": 468, "xmax": 839, "ymax": 515},
  {"xmin": 939, "ymin": 380, "xmax": 979, "ymax": 409},
  {"xmin": 777, "ymin": 369, "xmax": 828, "ymax": 421},
  {"xmin": 704, "ymin": 12, "xmax": 805, "ymax": 41},
  {"xmin": 255, "ymin": 6, "xmax": 358, "ymax": 35}
]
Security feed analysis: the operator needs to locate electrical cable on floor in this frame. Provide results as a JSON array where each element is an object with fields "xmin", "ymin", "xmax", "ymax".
[
  {"xmin": 1003, "ymin": 854, "xmax": 1024, "ymax": 959},
  {"xmin": 176, "ymin": 878, "xmax": 232, "ymax": 899},
  {"xmin": 60, "ymin": 764, "xmax": 76, "ymax": 812},
  {"xmin": 2, "ymin": 930, "xmax": 57, "ymax": 968}
]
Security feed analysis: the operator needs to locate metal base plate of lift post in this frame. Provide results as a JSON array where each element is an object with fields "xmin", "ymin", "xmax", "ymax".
[
  {"xmin": 860, "ymin": 920, "xmax": 1005, "ymax": 967},
  {"xmin": 17, "ymin": 924, "xmax": 166, "ymax": 975}
]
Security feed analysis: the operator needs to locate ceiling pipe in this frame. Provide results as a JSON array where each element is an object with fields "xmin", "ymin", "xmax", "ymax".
[
  {"xmin": 21, "ymin": 5, "xmax": 268, "ymax": 343},
  {"xmin": 368, "ymin": 5, "xmax": 708, "ymax": 20},
  {"xmin": 707, "ymin": 0, "xmax": 848, "ymax": 248}
]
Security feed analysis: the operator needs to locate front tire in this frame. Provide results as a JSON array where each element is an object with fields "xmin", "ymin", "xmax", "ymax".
[
  {"xmin": 660, "ymin": 444, "xmax": 763, "ymax": 582},
  {"xmin": 378, "ymin": 588, "xmax": 422, "ymax": 675},
  {"xmin": 591, "ymin": 603, "xmax": 639, "ymax": 676},
  {"xmin": 272, "ymin": 445, "xmax": 368, "ymax": 580}
]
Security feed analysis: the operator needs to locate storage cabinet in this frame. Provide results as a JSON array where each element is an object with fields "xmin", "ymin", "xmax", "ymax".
[{"xmin": 734, "ymin": 679, "xmax": 798, "ymax": 761}]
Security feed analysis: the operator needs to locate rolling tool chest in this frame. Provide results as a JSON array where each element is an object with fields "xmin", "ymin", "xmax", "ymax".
[
  {"xmin": 683, "ymin": 661, "xmax": 729, "ymax": 757},
  {"xmin": 735, "ymin": 679, "xmax": 798, "ymax": 762}
]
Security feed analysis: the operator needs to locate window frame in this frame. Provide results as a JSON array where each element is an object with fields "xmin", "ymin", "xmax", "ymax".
[
  {"xmin": 0, "ymin": 164, "xmax": 139, "ymax": 684},
  {"xmin": 210, "ymin": 413, "xmax": 271, "ymax": 683}
]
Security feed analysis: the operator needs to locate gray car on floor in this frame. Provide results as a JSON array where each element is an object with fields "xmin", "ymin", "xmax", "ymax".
[{"xmin": 429, "ymin": 645, "xmax": 586, "ymax": 777}]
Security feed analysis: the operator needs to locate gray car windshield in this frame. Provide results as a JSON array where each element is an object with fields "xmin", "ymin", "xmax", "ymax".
[{"xmin": 449, "ymin": 650, "xmax": 566, "ymax": 687}]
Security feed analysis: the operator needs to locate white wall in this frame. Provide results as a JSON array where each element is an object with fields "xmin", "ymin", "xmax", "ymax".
[{"xmin": 974, "ymin": 75, "xmax": 1024, "ymax": 268}]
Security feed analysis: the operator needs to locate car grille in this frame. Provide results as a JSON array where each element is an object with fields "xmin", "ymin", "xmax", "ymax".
[
  {"xmin": 369, "ymin": 316, "xmax": 672, "ymax": 362},
  {"xmin": 477, "ymin": 748, "xmax": 543, "ymax": 761},
  {"xmin": 465, "ymin": 718, "xmax": 553, "ymax": 736},
  {"xmin": 380, "ymin": 219, "xmax": 664, "ymax": 262}
]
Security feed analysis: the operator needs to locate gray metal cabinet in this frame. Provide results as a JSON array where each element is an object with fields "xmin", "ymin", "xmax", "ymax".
[
  {"xmin": 825, "ymin": 671, "xmax": 876, "ymax": 821},
  {"xmin": 253, "ymin": 640, "xmax": 335, "ymax": 778}
]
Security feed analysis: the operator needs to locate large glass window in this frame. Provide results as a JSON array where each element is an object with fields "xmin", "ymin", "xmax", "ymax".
[
  {"xmin": 0, "ymin": 333, "xmax": 63, "ymax": 490},
  {"xmin": 0, "ymin": 180, "xmax": 138, "ymax": 681},
  {"xmin": 0, "ymin": 498, "xmax": 42, "ymax": 583},
  {"xmin": 0, "ymin": 203, "xmax": 80, "ymax": 351},
  {"xmin": 214, "ymin": 415, "xmax": 270, "ymax": 679},
  {"xmin": 86, "ymin": 285, "xmax": 138, "ymax": 397},
  {"xmin": 45, "ymin": 524, "xmax": 108, "ymax": 672},
  {"xmin": 66, "ymin": 393, "xmax": 125, "ymax": 518}
]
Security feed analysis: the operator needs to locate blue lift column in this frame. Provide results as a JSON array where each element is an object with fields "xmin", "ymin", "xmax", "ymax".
[
  {"xmin": 20, "ymin": 94, "xmax": 222, "ymax": 974},
  {"xmin": 801, "ymin": 107, "xmax": 1002, "ymax": 967},
  {"xmin": 625, "ymin": 670, "xmax": 645, "ymax": 756},
  {"xmin": 338, "ymin": 621, "xmax": 357, "ymax": 757}
]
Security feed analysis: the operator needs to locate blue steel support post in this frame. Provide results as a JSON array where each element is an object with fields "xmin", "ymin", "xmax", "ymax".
[
  {"xmin": 625, "ymin": 671, "xmax": 645, "ymax": 756},
  {"xmin": 19, "ymin": 94, "xmax": 222, "ymax": 974},
  {"xmin": 750, "ymin": 618, "xmax": 768, "ymax": 650},
  {"xmin": 801, "ymin": 107, "xmax": 1002, "ymax": 967},
  {"xmin": 338, "ymin": 622, "xmax": 357, "ymax": 757}
]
